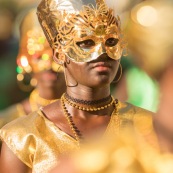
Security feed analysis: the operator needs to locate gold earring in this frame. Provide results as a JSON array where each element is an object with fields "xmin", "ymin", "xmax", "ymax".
[
  {"xmin": 30, "ymin": 78, "xmax": 37, "ymax": 87},
  {"xmin": 64, "ymin": 65, "xmax": 78, "ymax": 87},
  {"xmin": 66, "ymin": 57, "xmax": 70, "ymax": 64},
  {"xmin": 112, "ymin": 63, "xmax": 122, "ymax": 83},
  {"xmin": 56, "ymin": 65, "xmax": 62, "ymax": 78},
  {"xmin": 53, "ymin": 49, "xmax": 64, "ymax": 65}
]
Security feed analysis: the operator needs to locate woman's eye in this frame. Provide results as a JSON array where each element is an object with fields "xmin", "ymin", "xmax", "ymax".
[
  {"xmin": 76, "ymin": 39, "xmax": 95, "ymax": 48},
  {"xmin": 105, "ymin": 38, "xmax": 119, "ymax": 47}
]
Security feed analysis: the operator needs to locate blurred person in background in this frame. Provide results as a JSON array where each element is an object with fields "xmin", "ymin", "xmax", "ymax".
[
  {"xmin": 0, "ymin": 1, "xmax": 20, "ymax": 109},
  {"xmin": 109, "ymin": 0, "xmax": 159, "ymax": 112},
  {"xmin": 127, "ymin": 0, "xmax": 173, "ymax": 153},
  {"xmin": 0, "ymin": 8, "xmax": 66, "ymax": 128},
  {"xmin": 0, "ymin": 0, "xmax": 159, "ymax": 172},
  {"xmin": 112, "ymin": 55, "xmax": 159, "ymax": 112},
  {"xmin": 0, "ymin": 0, "xmax": 42, "ymax": 110}
]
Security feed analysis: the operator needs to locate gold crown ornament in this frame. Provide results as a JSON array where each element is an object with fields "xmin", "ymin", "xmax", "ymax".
[
  {"xmin": 16, "ymin": 8, "xmax": 63, "ymax": 76},
  {"xmin": 37, "ymin": 0, "xmax": 127, "ymax": 63},
  {"xmin": 16, "ymin": 8, "xmax": 63, "ymax": 91}
]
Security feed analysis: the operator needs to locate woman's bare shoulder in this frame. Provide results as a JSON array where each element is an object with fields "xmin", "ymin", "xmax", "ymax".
[{"xmin": 0, "ymin": 142, "xmax": 31, "ymax": 173}]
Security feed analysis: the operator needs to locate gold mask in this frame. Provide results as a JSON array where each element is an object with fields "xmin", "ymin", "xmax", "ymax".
[
  {"xmin": 37, "ymin": 0, "xmax": 126, "ymax": 63},
  {"xmin": 17, "ymin": 8, "xmax": 62, "ymax": 75}
]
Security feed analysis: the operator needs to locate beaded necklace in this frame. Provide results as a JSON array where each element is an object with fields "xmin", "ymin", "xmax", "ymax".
[
  {"xmin": 61, "ymin": 93, "xmax": 119, "ymax": 146},
  {"xmin": 64, "ymin": 92, "xmax": 111, "ymax": 105},
  {"xmin": 62, "ymin": 93, "xmax": 116, "ymax": 111}
]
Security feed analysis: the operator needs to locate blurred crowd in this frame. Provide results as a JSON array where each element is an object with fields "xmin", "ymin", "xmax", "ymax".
[{"xmin": 0, "ymin": 0, "xmax": 40, "ymax": 109}]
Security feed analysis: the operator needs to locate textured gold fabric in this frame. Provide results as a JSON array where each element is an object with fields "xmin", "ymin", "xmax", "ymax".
[
  {"xmin": 0, "ymin": 101, "xmax": 157, "ymax": 173},
  {"xmin": 0, "ymin": 103, "xmax": 25, "ymax": 129}
]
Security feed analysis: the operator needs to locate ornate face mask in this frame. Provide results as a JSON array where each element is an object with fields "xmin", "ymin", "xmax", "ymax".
[
  {"xmin": 17, "ymin": 8, "xmax": 62, "ymax": 75},
  {"xmin": 37, "ymin": 0, "xmax": 126, "ymax": 63}
]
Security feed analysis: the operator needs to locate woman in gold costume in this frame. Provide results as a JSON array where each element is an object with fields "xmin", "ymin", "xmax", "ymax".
[
  {"xmin": 0, "ymin": 0, "xmax": 159, "ymax": 173},
  {"xmin": 0, "ymin": 8, "xmax": 65, "ymax": 128}
]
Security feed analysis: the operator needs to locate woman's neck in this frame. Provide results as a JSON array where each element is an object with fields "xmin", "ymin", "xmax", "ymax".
[
  {"xmin": 66, "ymin": 84, "xmax": 111, "ymax": 101},
  {"xmin": 36, "ymin": 84, "xmax": 65, "ymax": 100}
]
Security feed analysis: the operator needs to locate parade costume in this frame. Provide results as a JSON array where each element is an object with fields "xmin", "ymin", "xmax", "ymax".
[
  {"xmin": 0, "ymin": 1, "xmax": 158, "ymax": 172},
  {"xmin": 0, "ymin": 101, "xmax": 157, "ymax": 173}
]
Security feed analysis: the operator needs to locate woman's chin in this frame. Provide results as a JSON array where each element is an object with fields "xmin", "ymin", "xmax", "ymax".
[{"xmin": 41, "ymin": 80, "xmax": 58, "ymax": 88}]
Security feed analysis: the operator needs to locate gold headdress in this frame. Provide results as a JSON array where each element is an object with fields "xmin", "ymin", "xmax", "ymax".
[
  {"xmin": 17, "ymin": 8, "xmax": 62, "ymax": 75},
  {"xmin": 37, "ymin": 0, "xmax": 126, "ymax": 63}
]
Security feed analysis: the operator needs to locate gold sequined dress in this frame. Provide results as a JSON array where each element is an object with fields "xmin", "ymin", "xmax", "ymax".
[{"xmin": 0, "ymin": 102, "xmax": 158, "ymax": 173}]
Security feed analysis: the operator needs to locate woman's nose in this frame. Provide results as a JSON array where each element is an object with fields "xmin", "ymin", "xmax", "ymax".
[{"xmin": 98, "ymin": 42, "xmax": 106, "ymax": 54}]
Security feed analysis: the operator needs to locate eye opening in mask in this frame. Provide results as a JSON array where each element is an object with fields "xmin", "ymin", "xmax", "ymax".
[
  {"xmin": 76, "ymin": 39, "xmax": 95, "ymax": 49},
  {"xmin": 105, "ymin": 38, "xmax": 119, "ymax": 47},
  {"xmin": 59, "ymin": 38, "xmax": 66, "ymax": 46}
]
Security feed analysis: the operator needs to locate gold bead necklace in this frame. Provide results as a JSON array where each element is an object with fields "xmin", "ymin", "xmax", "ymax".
[
  {"xmin": 61, "ymin": 97, "xmax": 81, "ymax": 146},
  {"xmin": 61, "ymin": 94, "xmax": 118, "ymax": 146},
  {"xmin": 29, "ymin": 89, "xmax": 57, "ymax": 111},
  {"xmin": 62, "ymin": 93, "xmax": 117, "ymax": 112},
  {"xmin": 64, "ymin": 92, "xmax": 112, "ymax": 105}
]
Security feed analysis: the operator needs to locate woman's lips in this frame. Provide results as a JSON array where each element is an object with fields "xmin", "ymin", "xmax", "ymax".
[
  {"xmin": 92, "ymin": 62, "xmax": 111, "ymax": 71},
  {"xmin": 94, "ymin": 62, "xmax": 111, "ymax": 67}
]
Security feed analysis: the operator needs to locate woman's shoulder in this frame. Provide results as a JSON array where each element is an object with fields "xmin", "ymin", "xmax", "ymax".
[
  {"xmin": 0, "ymin": 110, "xmax": 45, "ymax": 139},
  {"xmin": 0, "ymin": 110, "xmax": 45, "ymax": 168},
  {"xmin": 117, "ymin": 101, "xmax": 154, "ymax": 132},
  {"xmin": 118, "ymin": 101, "xmax": 154, "ymax": 117},
  {"xmin": 0, "ymin": 107, "xmax": 78, "ymax": 171},
  {"xmin": 117, "ymin": 101, "xmax": 156, "ymax": 140}
]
